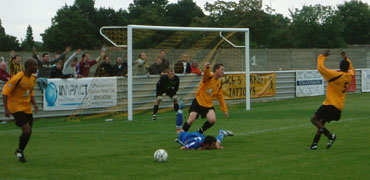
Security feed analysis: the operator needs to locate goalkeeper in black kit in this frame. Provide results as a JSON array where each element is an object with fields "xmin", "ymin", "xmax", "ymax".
[{"xmin": 152, "ymin": 69, "xmax": 180, "ymax": 120}]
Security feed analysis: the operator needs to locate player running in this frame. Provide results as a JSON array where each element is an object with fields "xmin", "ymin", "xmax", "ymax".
[
  {"xmin": 2, "ymin": 58, "xmax": 39, "ymax": 163},
  {"xmin": 308, "ymin": 50, "xmax": 354, "ymax": 150}
]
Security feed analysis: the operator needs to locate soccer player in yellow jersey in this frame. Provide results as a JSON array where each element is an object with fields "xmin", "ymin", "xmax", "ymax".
[
  {"xmin": 2, "ymin": 58, "xmax": 39, "ymax": 163},
  {"xmin": 308, "ymin": 50, "xmax": 354, "ymax": 150},
  {"xmin": 182, "ymin": 62, "xmax": 228, "ymax": 134}
]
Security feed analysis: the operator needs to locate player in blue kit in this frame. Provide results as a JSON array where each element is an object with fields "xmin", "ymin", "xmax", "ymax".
[{"xmin": 175, "ymin": 100, "xmax": 233, "ymax": 150}]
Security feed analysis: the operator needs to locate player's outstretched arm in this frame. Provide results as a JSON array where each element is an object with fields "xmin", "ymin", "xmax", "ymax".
[
  {"xmin": 216, "ymin": 142, "xmax": 224, "ymax": 149},
  {"xmin": 341, "ymin": 51, "xmax": 355, "ymax": 74},
  {"xmin": 31, "ymin": 96, "xmax": 38, "ymax": 114},
  {"xmin": 2, "ymin": 95, "xmax": 11, "ymax": 118},
  {"xmin": 317, "ymin": 50, "xmax": 339, "ymax": 81},
  {"xmin": 50, "ymin": 46, "xmax": 70, "ymax": 64},
  {"xmin": 202, "ymin": 62, "xmax": 211, "ymax": 82},
  {"xmin": 224, "ymin": 112, "xmax": 228, "ymax": 119},
  {"xmin": 217, "ymin": 87, "xmax": 228, "ymax": 118}
]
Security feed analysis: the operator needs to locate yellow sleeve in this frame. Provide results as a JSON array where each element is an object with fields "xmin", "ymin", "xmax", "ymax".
[
  {"xmin": 202, "ymin": 67, "xmax": 211, "ymax": 83},
  {"xmin": 217, "ymin": 86, "xmax": 228, "ymax": 112},
  {"xmin": 317, "ymin": 54, "xmax": 340, "ymax": 81},
  {"xmin": 2, "ymin": 74, "xmax": 19, "ymax": 95}
]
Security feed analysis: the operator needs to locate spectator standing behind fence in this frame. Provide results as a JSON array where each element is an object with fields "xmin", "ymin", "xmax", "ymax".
[
  {"xmin": 9, "ymin": 50, "xmax": 23, "ymax": 77},
  {"xmin": 148, "ymin": 56, "xmax": 165, "ymax": 76},
  {"xmin": 190, "ymin": 61, "xmax": 202, "ymax": 75},
  {"xmin": 50, "ymin": 61, "xmax": 65, "ymax": 78},
  {"xmin": 134, "ymin": 52, "xmax": 149, "ymax": 76},
  {"xmin": 160, "ymin": 49, "xmax": 170, "ymax": 74},
  {"xmin": 32, "ymin": 46, "xmax": 70, "ymax": 78},
  {"xmin": 78, "ymin": 50, "xmax": 105, "ymax": 77},
  {"xmin": 0, "ymin": 61, "xmax": 10, "ymax": 81},
  {"xmin": 174, "ymin": 53, "xmax": 191, "ymax": 74},
  {"xmin": 62, "ymin": 49, "xmax": 81, "ymax": 78},
  {"xmin": 32, "ymin": 46, "xmax": 70, "ymax": 89},
  {"xmin": 113, "ymin": 56, "xmax": 127, "ymax": 77},
  {"xmin": 95, "ymin": 55, "xmax": 114, "ymax": 77}
]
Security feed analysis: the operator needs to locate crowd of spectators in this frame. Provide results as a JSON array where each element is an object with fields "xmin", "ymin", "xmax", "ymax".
[{"xmin": 0, "ymin": 48, "xmax": 203, "ymax": 82}]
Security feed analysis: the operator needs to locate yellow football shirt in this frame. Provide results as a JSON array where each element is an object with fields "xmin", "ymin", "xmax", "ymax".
[
  {"xmin": 195, "ymin": 67, "xmax": 228, "ymax": 112},
  {"xmin": 2, "ymin": 71, "xmax": 36, "ymax": 114},
  {"xmin": 317, "ymin": 54, "xmax": 354, "ymax": 110}
]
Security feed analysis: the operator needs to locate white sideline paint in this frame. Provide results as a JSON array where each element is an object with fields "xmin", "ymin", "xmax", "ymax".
[
  {"xmin": 237, "ymin": 116, "xmax": 369, "ymax": 136},
  {"xmin": 0, "ymin": 116, "xmax": 368, "ymax": 135}
]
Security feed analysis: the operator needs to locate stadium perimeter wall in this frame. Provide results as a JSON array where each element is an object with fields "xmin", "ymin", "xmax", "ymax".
[{"xmin": 0, "ymin": 69, "xmax": 365, "ymax": 121}]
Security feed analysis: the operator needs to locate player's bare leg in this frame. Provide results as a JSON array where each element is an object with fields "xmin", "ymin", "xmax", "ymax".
[
  {"xmin": 198, "ymin": 110, "xmax": 216, "ymax": 134},
  {"xmin": 309, "ymin": 115, "xmax": 336, "ymax": 149},
  {"xmin": 16, "ymin": 123, "xmax": 32, "ymax": 163},
  {"xmin": 182, "ymin": 112, "xmax": 198, "ymax": 132}
]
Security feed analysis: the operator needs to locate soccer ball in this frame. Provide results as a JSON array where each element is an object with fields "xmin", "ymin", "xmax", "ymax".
[{"xmin": 154, "ymin": 149, "xmax": 168, "ymax": 162}]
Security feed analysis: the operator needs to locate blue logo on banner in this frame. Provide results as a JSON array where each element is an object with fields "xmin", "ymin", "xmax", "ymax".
[{"xmin": 45, "ymin": 82, "xmax": 58, "ymax": 106}]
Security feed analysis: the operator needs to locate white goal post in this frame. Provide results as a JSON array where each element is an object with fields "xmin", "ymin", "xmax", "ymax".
[{"xmin": 100, "ymin": 25, "xmax": 250, "ymax": 120}]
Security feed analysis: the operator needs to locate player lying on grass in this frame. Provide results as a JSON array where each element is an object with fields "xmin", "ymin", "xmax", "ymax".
[
  {"xmin": 308, "ymin": 50, "xmax": 354, "ymax": 150},
  {"xmin": 175, "ymin": 100, "xmax": 233, "ymax": 150}
]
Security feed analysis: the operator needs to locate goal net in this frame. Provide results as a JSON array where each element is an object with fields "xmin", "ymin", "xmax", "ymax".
[{"xmin": 67, "ymin": 25, "xmax": 250, "ymax": 121}]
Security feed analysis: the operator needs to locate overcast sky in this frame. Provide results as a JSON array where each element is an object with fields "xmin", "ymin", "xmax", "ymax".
[{"xmin": 0, "ymin": 0, "xmax": 368, "ymax": 42}]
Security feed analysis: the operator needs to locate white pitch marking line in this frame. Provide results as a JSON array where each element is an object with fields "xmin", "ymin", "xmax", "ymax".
[{"xmin": 0, "ymin": 116, "xmax": 368, "ymax": 135}]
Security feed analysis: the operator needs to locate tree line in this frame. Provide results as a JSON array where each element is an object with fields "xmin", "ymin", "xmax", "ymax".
[{"xmin": 0, "ymin": 0, "xmax": 369, "ymax": 52}]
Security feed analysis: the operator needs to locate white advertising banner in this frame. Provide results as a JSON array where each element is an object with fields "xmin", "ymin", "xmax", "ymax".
[
  {"xmin": 43, "ymin": 77, "xmax": 117, "ymax": 111},
  {"xmin": 361, "ymin": 69, "xmax": 370, "ymax": 92},
  {"xmin": 296, "ymin": 70, "xmax": 324, "ymax": 97}
]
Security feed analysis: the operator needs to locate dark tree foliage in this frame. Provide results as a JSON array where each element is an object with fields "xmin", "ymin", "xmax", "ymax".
[
  {"xmin": 21, "ymin": 25, "xmax": 35, "ymax": 51},
  {"xmin": 2, "ymin": 0, "xmax": 369, "ymax": 50},
  {"xmin": 337, "ymin": 0, "xmax": 370, "ymax": 44},
  {"xmin": 0, "ymin": 19, "xmax": 20, "ymax": 51}
]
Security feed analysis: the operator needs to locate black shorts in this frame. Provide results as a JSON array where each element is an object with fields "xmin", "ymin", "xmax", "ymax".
[
  {"xmin": 189, "ymin": 98, "xmax": 215, "ymax": 119},
  {"xmin": 156, "ymin": 89, "xmax": 175, "ymax": 98},
  {"xmin": 13, "ymin": 112, "xmax": 33, "ymax": 127},
  {"xmin": 315, "ymin": 105, "xmax": 341, "ymax": 123}
]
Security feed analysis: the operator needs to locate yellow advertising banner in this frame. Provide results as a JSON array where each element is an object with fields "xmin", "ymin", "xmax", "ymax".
[{"xmin": 221, "ymin": 73, "xmax": 276, "ymax": 99}]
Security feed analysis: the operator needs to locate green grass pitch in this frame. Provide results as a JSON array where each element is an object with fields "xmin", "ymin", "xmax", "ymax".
[{"xmin": 1, "ymin": 93, "xmax": 370, "ymax": 180}]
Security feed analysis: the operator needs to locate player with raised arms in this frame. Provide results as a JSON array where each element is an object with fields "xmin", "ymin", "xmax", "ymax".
[
  {"xmin": 182, "ymin": 62, "xmax": 228, "ymax": 134},
  {"xmin": 308, "ymin": 50, "xmax": 354, "ymax": 150}
]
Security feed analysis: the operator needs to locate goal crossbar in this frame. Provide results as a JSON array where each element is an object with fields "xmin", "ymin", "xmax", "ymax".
[{"xmin": 100, "ymin": 25, "xmax": 251, "ymax": 120}]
